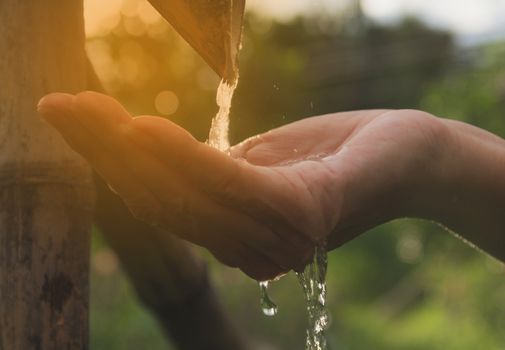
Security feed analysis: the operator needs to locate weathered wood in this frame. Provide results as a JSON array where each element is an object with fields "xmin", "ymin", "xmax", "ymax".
[
  {"xmin": 0, "ymin": 1, "xmax": 94, "ymax": 349},
  {"xmin": 147, "ymin": 0, "xmax": 245, "ymax": 82}
]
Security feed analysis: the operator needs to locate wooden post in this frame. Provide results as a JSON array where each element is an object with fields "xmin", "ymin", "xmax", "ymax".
[{"xmin": 0, "ymin": 1, "xmax": 94, "ymax": 349}]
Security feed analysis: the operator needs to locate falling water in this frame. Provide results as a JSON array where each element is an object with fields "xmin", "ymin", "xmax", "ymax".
[
  {"xmin": 296, "ymin": 242, "xmax": 330, "ymax": 350},
  {"xmin": 206, "ymin": 77, "xmax": 282, "ymax": 320},
  {"xmin": 259, "ymin": 242, "xmax": 330, "ymax": 349},
  {"xmin": 204, "ymin": 17, "xmax": 329, "ymax": 348},
  {"xmin": 259, "ymin": 281, "xmax": 278, "ymax": 316},
  {"xmin": 207, "ymin": 79, "xmax": 238, "ymax": 152},
  {"xmin": 207, "ymin": 77, "xmax": 331, "ymax": 348}
]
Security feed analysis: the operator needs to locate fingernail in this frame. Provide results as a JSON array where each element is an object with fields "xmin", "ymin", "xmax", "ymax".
[{"xmin": 37, "ymin": 93, "xmax": 74, "ymax": 119}]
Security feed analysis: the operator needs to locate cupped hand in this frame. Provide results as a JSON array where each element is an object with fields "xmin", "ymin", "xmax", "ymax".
[
  {"xmin": 38, "ymin": 92, "xmax": 446, "ymax": 280},
  {"xmin": 231, "ymin": 108, "xmax": 448, "ymax": 250}
]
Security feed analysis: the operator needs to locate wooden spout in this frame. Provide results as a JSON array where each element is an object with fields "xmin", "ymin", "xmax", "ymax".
[{"xmin": 147, "ymin": 0, "xmax": 245, "ymax": 82}]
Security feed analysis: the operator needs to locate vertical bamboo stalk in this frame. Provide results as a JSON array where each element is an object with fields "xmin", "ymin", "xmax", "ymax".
[{"xmin": 0, "ymin": 1, "xmax": 93, "ymax": 349}]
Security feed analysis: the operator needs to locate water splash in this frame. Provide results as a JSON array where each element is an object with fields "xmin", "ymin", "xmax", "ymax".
[{"xmin": 207, "ymin": 79, "xmax": 238, "ymax": 151}]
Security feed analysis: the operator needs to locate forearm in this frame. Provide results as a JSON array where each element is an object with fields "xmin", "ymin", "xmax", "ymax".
[{"xmin": 415, "ymin": 118, "xmax": 505, "ymax": 261}]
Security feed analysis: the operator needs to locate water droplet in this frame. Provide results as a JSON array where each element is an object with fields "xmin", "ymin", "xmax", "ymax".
[{"xmin": 259, "ymin": 281, "xmax": 278, "ymax": 316}]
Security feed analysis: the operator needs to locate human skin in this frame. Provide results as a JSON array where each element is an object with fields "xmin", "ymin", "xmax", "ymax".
[{"xmin": 37, "ymin": 91, "xmax": 505, "ymax": 280}]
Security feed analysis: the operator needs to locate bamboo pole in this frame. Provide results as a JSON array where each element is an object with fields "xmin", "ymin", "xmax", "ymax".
[{"xmin": 0, "ymin": 1, "xmax": 94, "ymax": 349}]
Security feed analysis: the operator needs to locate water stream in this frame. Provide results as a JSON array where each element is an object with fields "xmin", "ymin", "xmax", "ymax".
[
  {"xmin": 258, "ymin": 242, "xmax": 330, "ymax": 350},
  {"xmin": 206, "ymin": 40, "xmax": 330, "ymax": 350},
  {"xmin": 296, "ymin": 242, "xmax": 330, "ymax": 350},
  {"xmin": 207, "ymin": 79, "xmax": 238, "ymax": 152}
]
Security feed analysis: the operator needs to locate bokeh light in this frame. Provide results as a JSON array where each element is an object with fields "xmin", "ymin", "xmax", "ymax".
[
  {"xmin": 84, "ymin": 0, "xmax": 122, "ymax": 37},
  {"xmin": 396, "ymin": 231, "xmax": 424, "ymax": 264},
  {"xmin": 155, "ymin": 90, "xmax": 179, "ymax": 115},
  {"xmin": 93, "ymin": 248, "xmax": 119, "ymax": 276}
]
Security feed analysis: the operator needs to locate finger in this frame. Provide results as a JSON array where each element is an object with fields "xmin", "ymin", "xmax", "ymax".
[
  {"xmin": 129, "ymin": 119, "xmax": 303, "ymax": 225},
  {"xmin": 69, "ymin": 96, "xmax": 286, "ymax": 256},
  {"xmin": 129, "ymin": 118, "xmax": 317, "ymax": 257},
  {"xmin": 206, "ymin": 236, "xmax": 286, "ymax": 281},
  {"xmin": 130, "ymin": 124, "xmax": 295, "ymax": 244},
  {"xmin": 233, "ymin": 243, "xmax": 288, "ymax": 281},
  {"xmin": 131, "ymin": 135, "xmax": 308, "ymax": 270},
  {"xmin": 183, "ymin": 182, "xmax": 312, "ymax": 274},
  {"xmin": 216, "ymin": 198, "xmax": 314, "ymax": 271},
  {"xmin": 70, "ymin": 94, "xmax": 200, "ymax": 204},
  {"xmin": 40, "ymin": 93, "xmax": 313, "ymax": 271},
  {"xmin": 38, "ymin": 93, "xmax": 132, "ymax": 189},
  {"xmin": 68, "ymin": 93, "xmax": 314, "ymax": 267},
  {"xmin": 38, "ymin": 93, "xmax": 162, "ymax": 223},
  {"xmin": 44, "ymin": 95, "xmax": 233, "ymax": 251},
  {"xmin": 229, "ymin": 134, "xmax": 264, "ymax": 159},
  {"xmin": 69, "ymin": 93, "xmax": 198, "ymax": 219},
  {"xmin": 156, "ymin": 179, "xmax": 297, "ymax": 271},
  {"xmin": 128, "ymin": 116, "xmax": 244, "ymax": 194},
  {"xmin": 73, "ymin": 91, "xmax": 132, "ymax": 132}
]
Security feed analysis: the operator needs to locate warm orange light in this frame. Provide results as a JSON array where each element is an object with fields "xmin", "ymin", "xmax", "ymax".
[{"xmin": 84, "ymin": 0, "xmax": 122, "ymax": 37}]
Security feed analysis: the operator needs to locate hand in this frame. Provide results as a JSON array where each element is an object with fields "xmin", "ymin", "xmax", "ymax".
[
  {"xmin": 230, "ymin": 108, "xmax": 448, "ymax": 249},
  {"xmin": 38, "ymin": 92, "xmax": 447, "ymax": 280}
]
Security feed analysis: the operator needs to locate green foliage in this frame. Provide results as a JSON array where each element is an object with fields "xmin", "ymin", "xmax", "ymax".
[
  {"xmin": 232, "ymin": 15, "xmax": 453, "ymax": 141},
  {"xmin": 90, "ymin": 230, "xmax": 174, "ymax": 350},
  {"xmin": 421, "ymin": 42, "xmax": 505, "ymax": 136}
]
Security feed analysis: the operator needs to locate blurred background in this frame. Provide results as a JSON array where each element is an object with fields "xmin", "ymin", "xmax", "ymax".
[{"xmin": 85, "ymin": 0, "xmax": 505, "ymax": 349}]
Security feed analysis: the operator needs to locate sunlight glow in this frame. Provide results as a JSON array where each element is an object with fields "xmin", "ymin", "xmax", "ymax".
[
  {"xmin": 247, "ymin": 0, "xmax": 505, "ymax": 41},
  {"xmin": 84, "ymin": 0, "xmax": 505, "ymax": 43},
  {"xmin": 84, "ymin": 0, "xmax": 122, "ymax": 37},
  {"xmin": 362, "ymin": 0, "xmax": 498, "ymax": 34},
  {"xmin": 84, "ymin": 0, "xmax": 162, "ymax": 37}
]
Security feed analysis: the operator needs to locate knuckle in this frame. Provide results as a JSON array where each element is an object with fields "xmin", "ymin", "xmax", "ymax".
[{"xmin": 73, "ymin": 91, "xmax": 97, "ymax": 109}]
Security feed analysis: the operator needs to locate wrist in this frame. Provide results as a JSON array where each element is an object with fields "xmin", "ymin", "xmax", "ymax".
[
  {"xmin": 400, "ymin": 112, "xmax": 455, "ymax": 220},
  {"xmin": 408, "ymin": 116, "xmax": 505, "ymax": 243},
  {"xmin": 330, "ymin": 110, "xmax": 453, "ymax": 245}
]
